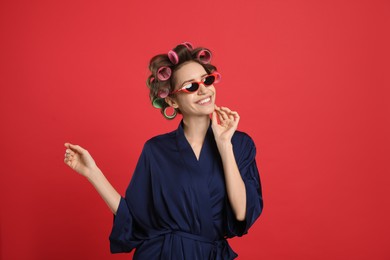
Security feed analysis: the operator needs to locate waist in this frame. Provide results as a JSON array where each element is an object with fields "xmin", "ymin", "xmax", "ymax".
[
  {"xmin": 170, "ymin": 230, "xmax": 223, "ymax": 244},
  {"xmin": 163, "ymin": 230, "xmax": 237, "ymax": 259}
]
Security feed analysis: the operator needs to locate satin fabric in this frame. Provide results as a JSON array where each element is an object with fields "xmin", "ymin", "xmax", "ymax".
[{"xmin": 109, "ymin": 120, "xmax": 263, "ymax": 259}]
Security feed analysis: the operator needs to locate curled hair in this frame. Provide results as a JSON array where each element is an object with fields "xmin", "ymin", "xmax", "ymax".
[{"xmin": 146, "ymin": 43, "xmax": 217, "ymax": 119}]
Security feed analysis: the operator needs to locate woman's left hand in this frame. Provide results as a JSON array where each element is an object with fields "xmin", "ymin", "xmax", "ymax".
[{"xmin": 211, "ymin": 105, "xmax": 240, "ymax": 145}]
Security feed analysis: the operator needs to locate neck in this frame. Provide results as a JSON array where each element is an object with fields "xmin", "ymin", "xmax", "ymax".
[{"xmin": 182, "ymin": 115, "xmax": 210, "ymax": 143}]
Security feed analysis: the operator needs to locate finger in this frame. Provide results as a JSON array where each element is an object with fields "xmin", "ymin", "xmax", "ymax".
[
  {"xmin": 64, "ymin": 153, "xmax": 74, "ymax": 159},
  {"xmin": 219, "ymin": 106, "xmax": 232, "ymax": 113},
  {"xmin": 213, "ymin": 104, "xmax": 219, "ymax": 113},
  {"xmin": 212, "ymin": 111, "xmax": 219, "ymax": 126},
  {"xmin": 64, "ymin": 151, "xmax": 74, "ymax": 159},
  {"xmin": 65, "ymin": 149, "xmax": 75, "ymax": 155},
  {"xmin": 229, "ymin": 110, "xmax": 239, "ymax": 116},
  {"xmin": 64, "ymin": 157, "xmax": 72, "ymax": 165},
  {"xmin": 226, "ymin": 111, "xmax": 234, "ymax": 121},
  {"xmin": 222, "ymin": 108, "xmax": 239, "ymax": 121},
  {"xmin": 220, "ymin": 107, "xmax": 235, "ymax": 118},
  {"xmin": 216, "ymin": 110, "xmax": 225, "ymax": 124},
  {"xmin": 214, "ymin": 107, "xmax": 219, "ymax": 113},
  {"xmin": 214, "ymin": 106, "xmax": 221, "ymax": 114},
  {"xmin": 229, "ymin": 111, "xmax": 240, "ymax": 120},
  {"xmin": 67, "ymin": 143, "xmax": 85, "ymax": 154},
  {"xmin": 64, "ymin": 155, "xmax": 73, "ymax": 164},
  {"xmin": 64, "ymin": 143, "xmax": 73, "ymax": 149},
  {"xmin": 231, "ymin": 111, "xmax": 240, "ymax": 125},
  {"xmin": 217, "ymin": 108, "xmax": 229, "ymax": 121},
  {"xmin": 64, "ymin": 158, "xmax": 74, "ymax": 168}
]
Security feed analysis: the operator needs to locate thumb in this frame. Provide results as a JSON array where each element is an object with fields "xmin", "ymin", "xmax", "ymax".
[{"xmin": 65, "ymin": 142, "xmax": 85, "ymax": 154}]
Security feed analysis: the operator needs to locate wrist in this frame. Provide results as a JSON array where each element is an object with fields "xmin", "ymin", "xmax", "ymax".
[
  {"xmin": 86, "ymin": 166, "xmax": 102, "ymax": 182},
  {"xmin": 217, "ymin": 141, "xmax": 233, "ymax": 154}
]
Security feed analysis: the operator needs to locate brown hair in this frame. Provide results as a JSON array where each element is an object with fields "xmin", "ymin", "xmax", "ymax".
[{"xmin": 146, "ymin": 43, "xmax": 217, "ymax": 119}]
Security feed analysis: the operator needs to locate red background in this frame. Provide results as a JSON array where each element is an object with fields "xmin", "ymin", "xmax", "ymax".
[{"xmin": 1, "ymin": 0, "xmax": 389, "ymax": 259}]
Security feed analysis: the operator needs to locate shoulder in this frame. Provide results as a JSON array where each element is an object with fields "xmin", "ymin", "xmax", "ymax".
[
  {"xmin": 142, "ymin": 129, "xmax": 177, "ymax": 153},
  {"xmin": 232, "ymin": 130, "xmax": 256, "ymax": 149},
  {"xmin": 231, "ymin": 130, "xmax": 257, "ymax": 163}
]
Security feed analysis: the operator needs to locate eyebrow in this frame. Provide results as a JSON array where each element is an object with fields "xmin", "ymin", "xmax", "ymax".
[{"xmin": 180, "ymin": 73, "xmax": 208, "ymax": 87}]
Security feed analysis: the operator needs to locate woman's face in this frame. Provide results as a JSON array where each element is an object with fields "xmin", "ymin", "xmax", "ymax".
[{"xmin": 168, "ymin": 61, "xmax": 216, "ymax": 118}]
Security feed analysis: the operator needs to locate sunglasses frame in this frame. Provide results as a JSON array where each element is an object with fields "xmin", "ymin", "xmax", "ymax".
[{"xmin": 170, "ymin": 72, "xmax": 220, "ymax": 95}]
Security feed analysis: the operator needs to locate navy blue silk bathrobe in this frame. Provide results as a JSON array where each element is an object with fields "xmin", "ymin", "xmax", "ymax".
[{"xmin": 109, "ymin": 120, "xmax": 263, "ymax": 259}]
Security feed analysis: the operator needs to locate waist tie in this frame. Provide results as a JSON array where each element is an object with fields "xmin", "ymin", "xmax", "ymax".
[
  {"xmin": 162, "ymin": 230, "xmax": 237, "ymax": 260},
  {"xmin": 171, "ymin": 230, "xmax": 215, "ymax": 244}
]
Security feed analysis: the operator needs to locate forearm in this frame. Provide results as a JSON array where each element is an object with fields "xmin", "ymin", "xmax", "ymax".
[
  {"xmin": 86, "ymin": 168, "xmax": 121, "ymax": 215},
  {"xmin": 218, "ymin": 142, "xmax": 247, "ymax": 221}
]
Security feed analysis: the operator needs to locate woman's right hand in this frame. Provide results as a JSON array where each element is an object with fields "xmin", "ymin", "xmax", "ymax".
[{"xmin": 64, "ymin": 143, "xmax": 98, "ymax": 178}]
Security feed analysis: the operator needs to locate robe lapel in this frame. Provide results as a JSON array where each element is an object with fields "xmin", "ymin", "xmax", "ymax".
[{"xmin": 175, "ymin": 120, "xmax": 217, "ymax": 239}]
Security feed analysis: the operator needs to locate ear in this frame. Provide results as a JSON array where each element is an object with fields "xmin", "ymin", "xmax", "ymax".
[{"xmin": 165, "ymin": 96, "xmax": 179, "ymax": 109}]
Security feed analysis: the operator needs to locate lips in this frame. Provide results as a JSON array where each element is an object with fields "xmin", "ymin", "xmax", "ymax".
[{"xmin": 196, "ymin": 96, "xmax": 212, "ymax": 105}]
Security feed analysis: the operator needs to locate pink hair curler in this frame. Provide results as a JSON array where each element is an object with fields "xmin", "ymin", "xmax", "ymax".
[
  {"xmin": 197, "ymin": 49, "xmax": 212, "ymax": 64},
  {"xmin": 181, "ymin": 42, "xmax": 193, "ymax": 50},
  {"xmin": 168, "ymin": 42, "xmax": 193, "ymax": 65},
  {"xmin": 158, "ymin": 88, "xmax": 170, "ymax": 98},
  {"xmin": 157, "ymin": 66, "xmax": 172, "ymax": 81},
  {"xmin": 213, "ymin": 71, "xmax": 221, "ymax": 83},
  {"xmin": 148, "ymin": 76, "xmax": 155, "ymax": 85},
  {"xmin": 168, "ymin": 50, "xmax": 179, "ymax": 65}
]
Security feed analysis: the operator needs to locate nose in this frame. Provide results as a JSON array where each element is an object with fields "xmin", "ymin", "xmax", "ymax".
[{"xmin": 197, "ymin": 83, "xmax": 209, "ymax": 94}]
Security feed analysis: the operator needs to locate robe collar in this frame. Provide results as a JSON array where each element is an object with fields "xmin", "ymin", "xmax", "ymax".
[{"xmin": 175, "ymin": 118, "xmax": 215, "ymax": 163}]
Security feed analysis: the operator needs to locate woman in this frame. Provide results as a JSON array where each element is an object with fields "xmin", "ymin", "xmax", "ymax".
[{"xmin": 64, "ymin": 42, "xmax": 263, "ymax": 259}]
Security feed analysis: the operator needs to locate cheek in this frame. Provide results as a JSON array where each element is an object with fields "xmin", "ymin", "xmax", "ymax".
[
  {"xmin": 176, "ymin": 95, "xmax": 193, "ymax": 108},
  {"xmin": 210, "ymin": 86, "xmax": 216, "ymax": 97}
]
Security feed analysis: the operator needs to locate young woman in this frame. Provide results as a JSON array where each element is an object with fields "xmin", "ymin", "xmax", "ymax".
[{"xmin": 64, "ymin": 42, "xmax": 263, "ymax": 259}]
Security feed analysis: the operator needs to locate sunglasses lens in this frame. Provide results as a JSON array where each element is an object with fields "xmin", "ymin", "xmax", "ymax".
[
  {"xmin": 184, "ymin": 82, "xmax": 199, "ymax": 92},
  {"xmin": 203, "ymin": 75, "xmax": 215, "ymax": 86},
  {"xmin": 178, "ymin": 74, "xmax": 217, "ymax": 94}
]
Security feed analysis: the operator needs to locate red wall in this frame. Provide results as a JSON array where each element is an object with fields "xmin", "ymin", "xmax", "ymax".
[{"xmin": 1, "ymin": 0, "xmax": 389, "ymax": 259}]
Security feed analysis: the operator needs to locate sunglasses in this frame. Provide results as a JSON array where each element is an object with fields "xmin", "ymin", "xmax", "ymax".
[{"xmin": 170, "ymin": 72, "xmax": 221, "ymax": 94}]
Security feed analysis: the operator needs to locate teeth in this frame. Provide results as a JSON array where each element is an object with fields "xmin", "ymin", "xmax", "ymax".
[{"xmin": 198, "ymin": 97, "xmax": 211, "ymax": 104}]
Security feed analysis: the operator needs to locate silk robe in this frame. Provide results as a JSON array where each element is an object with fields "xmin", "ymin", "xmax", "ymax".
[{"xmin": 109, "ymin": 120, "xmax": 263, "ymax": 259}]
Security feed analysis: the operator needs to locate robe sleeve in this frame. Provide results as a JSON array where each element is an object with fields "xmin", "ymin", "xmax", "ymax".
[
  {"xmin": 226, "ymin": 132, "xmax": 263, "ymax": 237},
  {"xmin": 108, "ymin": 143, "xmax": 151, "ymax": 253}
]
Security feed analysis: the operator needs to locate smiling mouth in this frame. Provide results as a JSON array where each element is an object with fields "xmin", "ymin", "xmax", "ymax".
[{"xmin": 197, "ymin": 96, "xmax": 212, "ymax": 105}]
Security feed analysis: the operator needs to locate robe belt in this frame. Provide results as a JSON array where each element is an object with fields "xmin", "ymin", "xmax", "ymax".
[{"xmin": 165, "ymin": 230, "xmax": 237, "ymax": 260}]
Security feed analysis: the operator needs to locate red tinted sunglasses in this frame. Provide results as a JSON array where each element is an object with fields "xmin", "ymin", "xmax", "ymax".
[{"xmin": 170, "ymin": 72, "xmax": 221, "ymax": 94}]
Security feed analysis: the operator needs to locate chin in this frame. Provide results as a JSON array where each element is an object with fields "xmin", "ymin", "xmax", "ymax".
[{"xmin": 204, "ymin": 105, "xmax": 215, "ymax": 115}]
